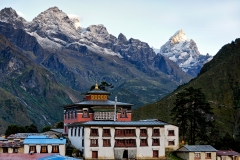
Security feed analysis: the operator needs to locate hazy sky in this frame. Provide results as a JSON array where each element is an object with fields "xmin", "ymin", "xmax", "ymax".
[{"xmin": 0, "ymin": 0, "xmax": 239, "ymax": 56}]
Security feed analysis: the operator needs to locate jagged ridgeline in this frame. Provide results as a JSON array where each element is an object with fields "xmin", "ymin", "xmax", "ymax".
[
  {"xmin": 133, "ymin": 38, "xmax": 240, "ymax": 138},
  {"xmin": 0, "ymin": 7, "xmax": 193, "ymax": 133}
]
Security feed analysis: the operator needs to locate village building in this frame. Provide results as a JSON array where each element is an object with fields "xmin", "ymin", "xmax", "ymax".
[
  {"xmin": 23, "ymin": 135, "xmax": 66, "ymax": 156},
  {"xmin": 0, "ymin": 140, "xmax": 23, "ymax": 153},
  {"xmin": 175, "ymin": 145, "xmax": 217, "ymax": 160},
  {"xmin": 217, "ymin": 150, "xmax": 240, "ymax": 160}
]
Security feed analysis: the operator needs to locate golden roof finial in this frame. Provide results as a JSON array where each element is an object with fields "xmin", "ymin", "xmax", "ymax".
[{"xmin": 95, "ymin": 82, "xmax": 99, "ymax": 90}]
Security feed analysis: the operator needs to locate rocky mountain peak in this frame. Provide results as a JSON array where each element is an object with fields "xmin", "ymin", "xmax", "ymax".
[
  {"xmin": 0, "ymin": 7, "xmax": 27, "ymax": 28},
  {"xmin": 159, "ymin": 29, "xmax": 212, "ymax": 77},
  {"xmin": 86, "ymin": 24, "xmax": 109, "ymax": 35},
  {"xmin": 170, "ymin": 29, "xmax": 189, "ymax": 45},
  {"xmin": 118, "ymin": 33, "xmax": 127, "ymax": 43},
  {"xmin": 28, "ymin": 6, "xmax": 80, "ymax": 47}
]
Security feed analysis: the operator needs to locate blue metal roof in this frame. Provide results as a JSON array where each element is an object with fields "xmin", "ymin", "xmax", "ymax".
[
  {"xmin": 0, "ymin": 137, "xmax": 7, "ymax": 141},
  {"xmin": 178, "ymin": 145, "xmax": 217, "ymax": 152},
  {"xmin": 38, "ymin": 154, "xmax": 80, "ymax": 160},
  {"xmin": 24, "ymin": 136, "xmax": 66, "ymax": 145},
  {"xmin": 68, "ymin": 120, "xmax": 168, "ymax": 127},
  {"xmin": 75, "ymin": 100, "xmax": 133, "ymax": 106}
]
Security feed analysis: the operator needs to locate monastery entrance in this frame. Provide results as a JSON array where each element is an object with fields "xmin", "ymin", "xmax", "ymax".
[{"xmin": 122, "ymin": 150, "xmax": 128, "ymax": 159}]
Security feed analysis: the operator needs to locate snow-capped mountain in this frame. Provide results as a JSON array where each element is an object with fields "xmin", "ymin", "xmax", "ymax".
[{"xmin": 159, "ymin": 29, "xmax": 213, "ymax": 77}]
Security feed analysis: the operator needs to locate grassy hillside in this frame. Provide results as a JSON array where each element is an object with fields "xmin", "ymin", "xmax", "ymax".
[{"xmin": 133, "ymin": 38, "xmax": 240, "ymax": 138}]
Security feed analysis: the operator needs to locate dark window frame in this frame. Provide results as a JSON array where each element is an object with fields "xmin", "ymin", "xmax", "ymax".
[
  {"xmin": 168, "ymin": 130, "xmax": 175, "ymax": 136},
  {"xmin": 90, "ymin": 128, "xmax": 98, "ymax": 136},
  {"xmin": 40, "ymin": 146, "xmax": 48, "ymax": 153},
  {"xmin": 140, "ymin": 139, "xmax": 148, "ymax": 146},
  {"xmin": 102, "ymin": 129, "xmax": 111, "ymax": 137},
  {"xmin": 52, "ymin": 145, "xmax": 59, "ymax": 153},
  {"xmin": 152, "ymin": 129, "xmax": 160, "ymax": 136},
  {"xmin": 90, "ymin": 139, "xmax": 98, "ymax": 147},
  {"xmin": 140, "ymin": 129, "xmax": 147, "ymax": 137},
  {"xmin": 152, "ymin": 139, "xmax": 160, "ymax": 146},
  {"xmin": 120, "ymin": 109, "xmax": 128, "ymax": 118},
  {"xmin": 103, "ymin": 139, "xmax": 111, "ymax": 147}
]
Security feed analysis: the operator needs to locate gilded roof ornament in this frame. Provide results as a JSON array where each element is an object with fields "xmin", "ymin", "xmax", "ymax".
[{"xmin": 95, "ymin": 83, "xmax": 99, "ymax": 90}]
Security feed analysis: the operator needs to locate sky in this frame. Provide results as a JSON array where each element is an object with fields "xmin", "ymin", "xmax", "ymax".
[{"xmin": 0, "ymin": 0, "xmax": 239, "ymax": 56}]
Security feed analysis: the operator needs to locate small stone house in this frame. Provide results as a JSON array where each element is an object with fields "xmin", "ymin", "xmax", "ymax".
[
  {"xmin": 23, "ymin": 135, "xmax": 66, "ymax": 156},
  {"xmin": 175, "ymin": 145, "xmax": 217, "ymax": 160},
  {"xmin": 217, "ymin": 150, "xmax": 240, "ymax": 160}
]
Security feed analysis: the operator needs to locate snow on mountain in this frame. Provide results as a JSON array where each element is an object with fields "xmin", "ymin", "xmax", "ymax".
[
  {"xmin": 68, "ymin": 14, "xmax": 81, "ymax": 29},
  {"xmin": 159, "ymin": 29, "xmax": 212, "ymax": 77},
  {"xmin": 0, "ymin": 7, "xmax": 27, "ymax": 28}
]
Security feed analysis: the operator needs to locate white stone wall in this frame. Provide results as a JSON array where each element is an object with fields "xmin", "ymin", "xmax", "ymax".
[
  {"xmin": 68, "ymin": 126, "xmax": 84, "ymax": 151},
  {"xmin": 24, "ymin": 145, "xmax": 29, "ymax": 153},
  {"xmin": 59, "ymin": 144, "xmax": 66, "ymax": 156},
  {"xmin": 164, "ymin": 124, "xmax": 179, "ymax": 150},
  {"xmin": 83, "ymin": 126, "xmax": 166, "ymax": 159}
]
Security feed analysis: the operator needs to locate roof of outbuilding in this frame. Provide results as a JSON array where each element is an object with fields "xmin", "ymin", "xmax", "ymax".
[
  {"xmin": 68, "ymin": 120, "xmax": 168, "ymax": 127},
  {"xmin": 217, "ymin": 150, "xmax": 240, "ymax": 156},
  {"xmin": 0, "ymin": 137, "xmax": 7, "ymax": 141},
  {"xmin": 23, "ymin": 136, "xmax": 66, "ymax": 144},
  {"xmin": 176, "ymin": 145, "xmax": 217, "ymax": 152}
]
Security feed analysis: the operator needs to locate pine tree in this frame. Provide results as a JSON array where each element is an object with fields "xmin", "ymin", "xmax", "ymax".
[{"xmin": 171, "ymin": 87, "xmax": 213, "ymax": 144}]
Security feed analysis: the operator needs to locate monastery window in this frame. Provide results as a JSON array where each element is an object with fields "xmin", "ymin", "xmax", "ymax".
[
  {"xmin": 206, "ymin": 153, "xmax": 211, "ymax": 159},
  {"xmin": 168, "ymin": 140, "xmax": 175, "ymax": 146},
  {"xmin": 75, "ymin": 110, "xmax": 77, "ymax": 119},
  {"xmin": 82, "ymin": 128, "xmax": 84, "ymax": 137},
  {"xmin": 115, "ymin": 139, "xmax": 125, "ymax": 147},
  {"xmin": 115, "ymin": 129, "xmax": 135, "ymax": 137},
  {"xmin": 64, "ymin": 111, "xmax": 67, "ymax": 119},
  {"xmin": 82, "ymin": 108, "xmax": 89, "ymax": 118},
  {"xmin": 52, "ymin": 146, "xmax": 59, "ymax": 153},
  {"xmin": 90, "ymin": 128, "xmax": 98, "ymax": 136},
  {"xmin": 40, "ymin": 146, "xmax": 48, "ymax": 153},
  {"xmin": 140, "ymin": 129, "xmax": 147, "ymax": 137},
  {"xmin": 168, "ymin": 130, "xmax": 175, "ymax": 136},
  {"xmin": 71, "ymin": 110, "xmax": 74, "ymax": 119},
  {"xmin": 115, "ymin": 139, "xmax": 136, "ymax": 147},
  {"xmin": 140, "ymin": 139, "xmax": 148, "ymax": 146},
  {"xmin": 120, "ymin": 109, "xmax": 127, "ymax": 118},
  {"xmin": 74, "ymin": 128, "xmax": 77, "ymax": 136},
  {"xmin": 103, "ymin": 129, "xmax": 111, "ymax": 137},
  {"xmin": 78, "ymin": 128, "xmax": 81, "ymax": 137},
  {"xmin": 125, "ymin": 139, "xmax": 135, "ymax": 147},
  {"xmin": 152, "ymin": 129, "xmax": 160, "ymax": 136},
  {"xmin": 152, "ymin": 139, "xmax": 160, "ymax": 146},
  {"xmin": 68, "ymin": 111, "xmax": 70, "ymax": 119},
  {"xmin": 125, "ymin": 129, "xmax": 135, "ymax": 136},
  {"xmin": 70, "ymin": 128, "xmax": 73, "ymax": 136},
  {"xmin": 90, "ymin": 139, "xmax": 98, "ymax": 147},
  {"xmin": 29, "ymin": 146, "xmax": 36, "ymax": 153},
  {"xmin": 82, "ymin": 139, "xmax": 84, "ymax": 147},
  {"xmin": 115, "ymin": 129, "xmax": 124, "ymax": 137},
  {"xmin": 194, "ymin": 153, "xmax": 201, "ymax": 159},
  {"xmin": 94, "ymin": 112, "xmax": 114, "ymax": 120},
  {"xmin": 103, "ymin": 139, "xmax": 111, "ymax": 147}
]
